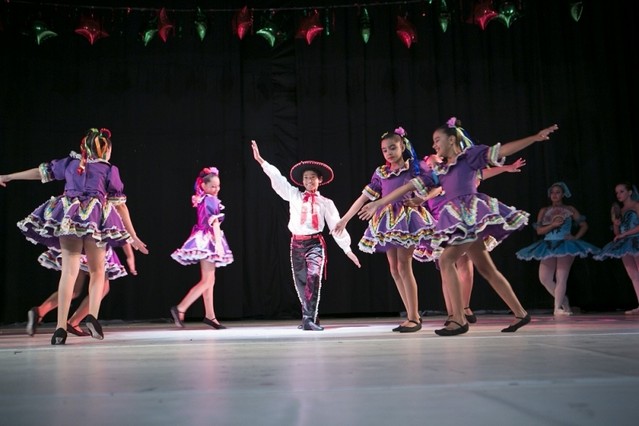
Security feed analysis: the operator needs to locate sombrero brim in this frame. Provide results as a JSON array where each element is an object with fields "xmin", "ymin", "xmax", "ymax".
[{"xmin": 290, "ymin": 160, "xmax": 334, "ymax": 186}]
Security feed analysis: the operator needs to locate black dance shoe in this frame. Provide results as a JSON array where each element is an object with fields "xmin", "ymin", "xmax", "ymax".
[
  {"xmin": 170, "ymin": 306, "xmax": 185, "ymax": 328},
  {"xmin": 434, "ymin": 321, "xmax": 469, "ymax": 336},
  {"xmin": 27, "ymin": 307, "xmax": 40, "ymax": 337},
  {"xmin": 67, "ymin": 323, "xmax": 90, "ymax": 337},
  {"xmin": 51, "ymin": 328, "xmax": 67, "ymax": 345},
  {"xmin": 501, "ymin": 314, "xmax": 531, "ymax": 333},
  {"xmin": 397, "ymin": 319, "xmax": 422, "ymax": 333},
  {"xmin": 303, "ymin": 319, "xmax": 324, "ymax": 331},
  {"xmin": 464, "ymin": 307, "xmax": 477, "ymax": 324},
  {"xmin": 203, "ymin": 317, "xmax": 227, "ymax": 329},
  {"xmin": 85, "ymin": 314, "xmax": 104, "ymax": 340}
]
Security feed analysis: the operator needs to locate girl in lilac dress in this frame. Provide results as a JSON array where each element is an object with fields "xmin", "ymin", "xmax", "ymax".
[
  {"xmin": 516, "ymin": 182, "xmax": 600, "ymax": 316},
  {"xmin": 170, "ymin": 167, "xmax": 233, "ymax": 330},
  {"xmin": 593, "ymin": 182, "xmax": 639, "ymax": 314},
  {"xmin": 28, "ymin": 244, "xmax": 136, "ymax": 337},
  {"xmin": 360, "ymin": 118, "xmax": 559, "ymax": 336},
  {"xmin": 334, "ymin": 127, "xmax": 435, "ymax": 333},
  {"xmin": 0, "ymin": 128, "xmax": 148, "ymax": 345}
]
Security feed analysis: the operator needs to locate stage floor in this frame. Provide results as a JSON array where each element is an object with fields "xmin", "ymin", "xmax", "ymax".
[{"xmin": 1, "ymin": 313, "xmax": 638, "ymax": 426}]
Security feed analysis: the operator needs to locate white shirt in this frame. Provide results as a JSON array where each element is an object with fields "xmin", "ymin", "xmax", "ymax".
[{"xmin": 261, "ymin": 161, "xmax": 353, "ymax": 254}]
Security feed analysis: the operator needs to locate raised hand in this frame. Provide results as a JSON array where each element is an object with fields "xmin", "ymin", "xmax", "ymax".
[
  {"xmin": 534, "ymin": 124, "xmax": 559, "ymax": 142},
  {"xmin": 251, "ymin": 140, "xmax": 265, "ymax": 164}
]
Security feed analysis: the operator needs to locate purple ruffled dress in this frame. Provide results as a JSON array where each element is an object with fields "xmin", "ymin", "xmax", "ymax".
[
  {"xmin": 38, "ymin": 246, "xmax": 128, "ymax": 280},
  {"xmin": 171, "ymin": 194, "xmax": 234, "ymax": 267},
  {"xmin": 412, "ymin": 145, "xmax": 529, "ymax": 259},
  {"xmin": 358, "ymin": 160, "xmax": 435, "ymax": 257},
  {"xmin": 17, "ymin": 152, "xmax": 133, "ymax": 249}
]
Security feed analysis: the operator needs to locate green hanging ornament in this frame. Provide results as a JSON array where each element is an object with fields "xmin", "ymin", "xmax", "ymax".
[{"xmin": 359, "ymin": 7, "xmax": 371, "ymax": 43}]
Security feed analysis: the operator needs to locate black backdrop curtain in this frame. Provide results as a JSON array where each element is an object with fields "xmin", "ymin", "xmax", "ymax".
[{"xmin": 1, "ymin": 0, "xmax": 637, "ymax": 323}]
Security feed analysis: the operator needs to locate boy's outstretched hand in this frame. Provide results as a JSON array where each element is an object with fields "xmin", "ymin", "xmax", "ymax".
[
  {"xmin": 251, "ymin": 140, "xmax": 265, "ymax": 165},
  {"xmin": 346, "ymin": 251, "xmax": 361, "ymax": 268}
]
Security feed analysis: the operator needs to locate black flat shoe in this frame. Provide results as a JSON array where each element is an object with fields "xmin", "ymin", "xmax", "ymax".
[
  {"xmin": 203, "ymin": 317, "xmax": 227, "ymax": 329},
  {"xmin": 67, "ymin": 323, "xmax": 90, "ymax": 337},
  {"xmin": 435, "ymin": 320, "xmax": 469, "ymax": 336},
  {"xmin": 392, "ymin": 324, "xmax": 403, "ymax": 332},
  {"xmin": 51, "ymin": 328, "xmax": 67, "ymax": 345},
  {"xmin": 85, "ymin": 314, "xmax": 104, "ymax": 340},
  {"xmin": 398, "ymin": 319, "xmax": 422, "ymax": 333},
  {"xmin": 501, "ymin": 314, "xmax": 531, "ymax": 333},
  {"xmin": 464, "ymin": 307, "xmax": 477, "ymax": 324},
  {"xmin": 27, "ymin": 307, "xmax": 40, "ymax": 337},
  {"xmin": 302, "ymin": 319, "xmax": 324, "ymax": 331},
  {"xmin": 444, "ymin": 315, "xmax": 453, "ymax": 326},
  {"xmin": 170, "ymin": 306, "xmax": 185, "ymax": 328}
]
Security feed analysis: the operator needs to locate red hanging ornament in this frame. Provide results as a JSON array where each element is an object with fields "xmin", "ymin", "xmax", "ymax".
[
  {"xmin": 233, "ymin": 6, "xmax": 253, "ymax": 40},
  {"xmin": 158, "ymin": 8, "xmax": 174, "ymax": 43},
  {"xmin": 396, "ymin": 15, "xmax": 417, "ymax": 48},
  {"xmin": 296, "ymin": 10, "xmax": 323, "ymax": 45},
  {"xmin": 469, "ymin": 0, "xmax": 499, "ymax": 30},
  {"xmin": 75, "ymin": 15, "xmax": 108, "ymax": 45}
]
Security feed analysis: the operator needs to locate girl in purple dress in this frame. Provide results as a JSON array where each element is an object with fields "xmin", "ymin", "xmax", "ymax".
[
  {"xmin": 360, "ymin": 118, "xmax": 558, "ymax": 336},
  {"xmin": 334, "ymin": 127, "xmax": 435, "ymax": 333},
  {"xmin": 28, "ymin": 244, "xmax": 136, "ymax": 337},
  {"xmin": 0, "ymin": 128, "xmax": 148, "ymax": 344},
  {"xmin": 170, "ymin": 167, "xmax": 234, "ymax": 330}
]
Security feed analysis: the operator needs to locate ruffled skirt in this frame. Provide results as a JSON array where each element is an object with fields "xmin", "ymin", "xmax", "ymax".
[
  {"xmin": 429, "ymin": 193, "xmax": 529, "ymax": 258},
  {"xmin": 37, "ymin": 247, "xmax": 128, "ymax": 280},
  {"xmin": 593, "ymin": 235, "xmax": 639, "ymax": 260},
  {"xmin": 358, "ymin": 203, "xmax": 435, "ymax": 256},
  {"xmin": 17, "ymin": 195, "xmax": 132, "ymax": 249},
  {"xmin": 516, "ymin": 239, "xmax": 601, "ymax": 261},
  {"xmin": 171, "ymin": 230, "xmax": 234, "ymax": 267}
]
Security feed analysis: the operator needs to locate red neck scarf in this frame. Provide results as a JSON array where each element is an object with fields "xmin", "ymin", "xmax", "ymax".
[{"xmin": 301, "ymin": 191, "xmax": 319, "ymax": 230}]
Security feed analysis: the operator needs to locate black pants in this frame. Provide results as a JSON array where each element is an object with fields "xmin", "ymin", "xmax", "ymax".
[{"xmin": 290, "ymin": 234, "xmax": 326, "ymax": 322}]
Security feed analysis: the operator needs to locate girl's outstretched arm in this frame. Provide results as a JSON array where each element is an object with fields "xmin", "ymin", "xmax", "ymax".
[
  {"xmin": 481, "ymin": 158, "xmax": 526, "ymax": 180},
  {"xmin": 498, "ymin": 124, "xmax": 558, "ymax": 157},
  {"xmin": 114, "ymin": 203, "xmax": 149, "ymax": 254},
  {"xmin": 332, "ymin": 194, "xmax": 369, "ymax": 236},
  {"xmin": 0, "ymin": 168, "xmax": 41, "ymax": 187},
  {"xmin": 357, "ymin": 181, "xmax": 418, "ymax": 221}
]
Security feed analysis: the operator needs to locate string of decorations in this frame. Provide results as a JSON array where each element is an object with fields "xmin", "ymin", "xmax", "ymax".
[{"xmin": 1, "ymin": 1, "xmax": 585, "ymax": 48}]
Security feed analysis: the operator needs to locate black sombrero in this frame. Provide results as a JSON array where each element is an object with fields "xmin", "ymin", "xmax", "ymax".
[{"xmin": 289, "ymin": 160, "xmax": 334, "ymax": 186}]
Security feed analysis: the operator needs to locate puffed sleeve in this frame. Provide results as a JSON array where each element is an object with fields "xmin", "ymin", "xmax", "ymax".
[
  {"xmin": 362, "ymin": 169, "xmax": 382, "ymax": 201},
  {"xmin": 39, "ymin": 157, "xmax": 74, "ymax": 183},
  {"xmin": 465, "ymin": 144, "xmax": 505, "ymax": 170},
  {"xmin": 410, "ymin": 172, "xmax": 436, "ymax": 198},
  {"xmin": 106, "ymin": 165, "xmax": 127, "ymax": 205},
  {"xmin": 261, "ymin": 161, "xmax": 299, "ymax": 202},
  {"xmin": 205, "ymin": 196, "xmax": 225, "ymax": 225}
]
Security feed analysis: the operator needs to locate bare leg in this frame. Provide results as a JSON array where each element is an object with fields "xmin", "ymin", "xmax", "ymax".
[
  {"xmin": 554, "ymin": 256, "xmax": 575, "ymax": 314},
  {"xmin": 438, "ymin": 242, "xmax": 472, "ymax": 330},
  {"xmin": 396, "ymin": 246, "xmax": 420, "ymax": 326},
  {"xmin": 386, "ymin": 249, "xmax": 410, "ymax": 324},
  {"xmin": 622, "ymin": 255, "xmax": 639, "ymax": 313},
  {"xmin": 57, "ymin": 236, "xmax": 83, "ymax": 331},
  {"xmin": 199, "ymin": 261, "xmax": 217, "ymax": 320},
  {"xmin": 457, "ymin": 254, "xmax": 475, "ymax": 317},
  {"xmin": 177, "ymin": 260, "xmax": 215, "ymax": 320},
  {"xmin": 69, "ymin": 276, "xmax": 110, "ymax": 326},
  {"xmin": 36, "ymin": 273, "xmax": 87, "ymax": 320},
  {"xmin": 466, "ymin": 240, "xmax": 527, "ymax": 323},
  {"xmin": 84, "ymin": 238, "xmax": 106, "ymax": 318}
]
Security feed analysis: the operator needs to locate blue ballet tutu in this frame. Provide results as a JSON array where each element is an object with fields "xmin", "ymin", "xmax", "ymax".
[
  {"xmin": 593, "ymin": 235, "xmax": 639, "ymax": 260},
  {"xmin": 516, "ymin": 239, "xmax": 601, "ymax": 261}
]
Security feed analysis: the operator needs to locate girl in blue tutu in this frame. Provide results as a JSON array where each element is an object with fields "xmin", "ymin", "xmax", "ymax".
[
  {"xmin": 170, "ymin": 167, "xmax": 234, "ymax": 330},
  {"xmin": 1, "ymin": 128, "xmax": 148, "ymax": 344},
  {"xmin": 594, "ymin": 182, "xmax": 639, "ymax": 314},
  {"xmin": 516, "ymin": 182, "xmax": 600, "ymax": 316},
  {"xmin": 334, "ymin": 127, "xmax": 435, "ymax": 333}
]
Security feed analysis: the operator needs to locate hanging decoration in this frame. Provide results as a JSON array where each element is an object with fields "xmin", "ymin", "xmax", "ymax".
[
  {"xmin": 396, "ymin": 15, "xmax": 417, "ymax": 48},
  {"xmin": 194, "ymin": 8, "xmax": 207, "ymax": 41},
  {"xmin": 495, "ymin": 1, "xmax": 521, "ymax": 28},
  {"xmin": 359, "ymin": 7, "xmax": 371, "ymax": 43},
  {"xmin": 32, "ymin": 20, "xmax": 57, "ymax": 45},
  {"xmin": 469, "ymin": 0, "xmax": 498, "ymax": 30},
  {"xmin": 75, "ymin": 15, "xmax": 109, "ymax": 45},
  {"xmin": 232, "ymin": 6, "xmax": 253, "ymax": 40},
  {"xmin": 570, "ymin": 2, "xmax": 583, "ymax": 22},
  {"xmin": 296, "ymin": 9, "xmax": 323, "ymax": 45},
  {"xmin": 141, "ymin": 14, "xmax": 158, "ymax": 46},
  {"xmin": 438, "ymin": 0, "xmax": 451, "ymax": 33},
  {"xmin": 256, "ymin": 10, "xmax": 287, "ymax": 48},
  {"xmin": 323, "ymin": 8, "xmax": 334, "ymax": 36},
  {"xmin": 157, "ymin": 7, "xmax": 174, "ymax": 42}
]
